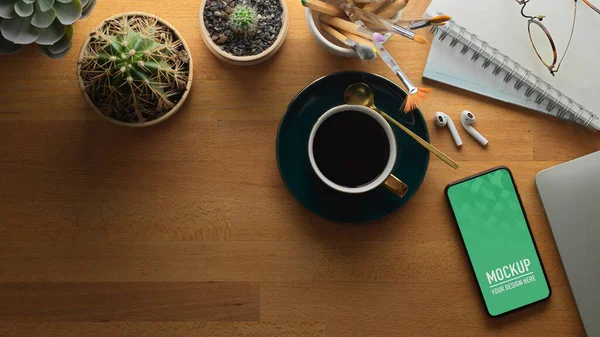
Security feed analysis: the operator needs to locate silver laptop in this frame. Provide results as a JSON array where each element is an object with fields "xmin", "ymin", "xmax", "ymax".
[{"xmin": 536, "ymin": 151, "xmax": 600, "ymax": 337}]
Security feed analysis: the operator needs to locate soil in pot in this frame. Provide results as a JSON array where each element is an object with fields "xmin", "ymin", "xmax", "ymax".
[
  {"xmin": 203, "ymin": 0, "xmax": 283, "ymax": 57},
  {"xmin": 79, "ymin": 14, "xmax": 192, "ymax": 124}
]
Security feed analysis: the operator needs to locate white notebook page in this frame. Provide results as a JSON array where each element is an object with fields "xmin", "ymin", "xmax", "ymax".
[{"xmin": 424, "ymin": 0, "xmax": 600, "ymax": 129}]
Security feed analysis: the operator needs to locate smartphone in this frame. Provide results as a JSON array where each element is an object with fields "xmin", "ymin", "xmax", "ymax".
[{"xmin": 445, "ymin": 167, "xmax": 551, "ymax": 317}]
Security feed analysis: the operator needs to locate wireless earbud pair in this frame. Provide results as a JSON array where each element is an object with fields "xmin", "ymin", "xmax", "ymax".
[{"xmin": 435, "ymin": 110, "xmax": 488, "ymax": 147}]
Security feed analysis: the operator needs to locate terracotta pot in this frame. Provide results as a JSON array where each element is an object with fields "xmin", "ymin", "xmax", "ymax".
[
  {"xmin": 199, "ymin": 0, "xmax": 289, "ymax": 66},
  {"xmin": 77, "ymin": 12, "xmax": 194, "ymax": 127}
]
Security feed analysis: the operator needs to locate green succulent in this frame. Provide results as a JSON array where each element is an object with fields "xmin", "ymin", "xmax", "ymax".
[
  {"xmin": 0, "ymin": 0, "xmax": 97, "ymax": 58},
  {"xmin": 229, "ymin": 5, "xmax": 258, "ymax": 35},
  {"xmin": 78, "ymin": 15, "xmax": 190, "ymax": 123}
]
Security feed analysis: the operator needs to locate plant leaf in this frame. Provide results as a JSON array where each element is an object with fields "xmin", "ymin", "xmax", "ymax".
[
  {"xmin": 53, "ymin": 0, "xmax": 81, "ymax": 25},
  {"xmin": 159, "ymin": 60, "xmax": 174, "ymax": 71},
  {"xmin": 141, "ymin": 37, "xmax": 160, "ymax": 51},
  {"xmin": 39, "ymin": 40, "xmax": 71, "ymax": 58},
  {"xmin": 14, "ymin": 1, "xmax": 34, "ymax": 17},
  {"xmin": 126, "ymin": 27, "xmax": 140, "ymax": 49},
  {"xmin": 31, "ymin": 4, "xmax": 55, "ymax": 28},
  {"xmin": 35, "ymin": 18, "xmax": 65, "ymax": 45},
  {"xmin": 107, "ymin": 35, "xmax": 123, "ymax": 54},
  {"xmin": 55, "ymin": 0, "xmax": 73, "ymax": 3},
  {"xmin": 0, "ymin": 0, "xmax": 19, "ymax": 19},
  {"xmin": 130, "ymin": 65, "xmax": 149, "ymax": 81},
  {"xmin": 0, "ymin": 33, "xmax": 23, "ymax": 54},
  {"xmin": 143, "ymin": 61, "xmax": 160, "ymax": 71},
  {"xmin": 0, "ymin": 15, "xmax": 39, "ymax": 44},
  {"xmin": 38, "ymin": 0, "xmax": 55, "ymax": 12},
  {"xmin": 81, "ymin": 0, "xmax": 90, "ymax": 7},
  {"xmin": 80, "ymin": 0, "xmax": 96, "ymax": 19},
  {"xmin": 45, "ymin": 23, "xmax": 71, "ymax": 53},
  {"xmin": 131, "ymin": 32, "xmax": 144, "ymax": 51},
  {"xmin": 95, "ymin": 51, "xmax": 111, "ymax": 62}
]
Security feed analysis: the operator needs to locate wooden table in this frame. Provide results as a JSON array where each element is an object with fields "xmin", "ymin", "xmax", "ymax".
[{"xmin": 0, "ymin": 0, "xmax": 598, "ymax": 336}]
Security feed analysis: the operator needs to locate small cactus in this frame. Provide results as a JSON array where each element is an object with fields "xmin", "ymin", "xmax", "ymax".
[
  {"xmin": 78, "ymin": 14, "xmax": 190, "ymax": 123},
  {"xmin": 228, "ymin": 5, "xmax": 258, "ymax": 35}
]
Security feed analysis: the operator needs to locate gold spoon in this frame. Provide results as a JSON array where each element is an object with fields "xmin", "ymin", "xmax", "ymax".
[{"xmin": 344, "ymin": 83, "xmax": 459, "ymax": 169}]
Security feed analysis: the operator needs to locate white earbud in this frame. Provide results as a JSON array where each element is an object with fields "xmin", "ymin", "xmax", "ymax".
[
  {"xmin": 461, "ymin": 110, "xmax": 488, "ymax": 147},
  {"xmin": 434, "ymin": 112, "xmax": 462, "ymax": 147}
]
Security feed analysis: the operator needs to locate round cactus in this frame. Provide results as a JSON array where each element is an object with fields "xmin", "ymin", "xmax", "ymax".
[
  {"xmin": 0, "ymin": 0, "xmax": 97, "ymax": 58},
  {"xmin": 229, "ymin": 5, "xmax": 258, "ymax": 35},
  {"xmin": 78, "ymin": 14, "xmax": 191, "ymax": 123}
]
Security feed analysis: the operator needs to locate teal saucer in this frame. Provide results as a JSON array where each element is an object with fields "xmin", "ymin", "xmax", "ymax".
[{"xmin": 277, "ymin": 71, "xmax": 430, "ymax": 223}]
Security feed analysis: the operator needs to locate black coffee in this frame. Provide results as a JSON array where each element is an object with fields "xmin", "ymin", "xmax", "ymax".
[{"xmin": 313, "ymin": 110, "xmax": 390, "ymax": 188}]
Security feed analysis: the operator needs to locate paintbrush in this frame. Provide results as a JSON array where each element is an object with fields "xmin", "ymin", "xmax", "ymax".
[
  {"xmin": 374, "ymin": 39, "xmax": 431, "ymax": 112},
  {"xmin": 393, "ymin": 15, "xmax": 451, "ymax": 29},
  {"xmin": 338, "ymin": 3, "xmax": 428, "ymax": 44},
  {"xmin": 342, "ymin": 31, "xmax": 376, "ymax": 53},
  {"xmin": 320, "ymin": 23, "xmax": 377, "ymax": 61},
  {"xmin": 320, "ymin": 15, "xmax": 385, "ymax": 42},
  {"xmin": 334, "ymin": 0, "xmax": 431, "ymax": 111},
  {"xmin": 301, "ymin": 0, "xmax": 346, "ymax": 17}
]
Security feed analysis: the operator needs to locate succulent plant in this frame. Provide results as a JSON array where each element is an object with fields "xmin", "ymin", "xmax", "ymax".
[
  {"xmin": 0, "ymin": 0, "xmax": 97, "ymax": 58},
  {"xmin": 78, "ymin": 14, "xmax": 191, "ymax": 123},
  {"xmin": 229, "ymin": 5, "xmax": 258, "ymax": 35}
]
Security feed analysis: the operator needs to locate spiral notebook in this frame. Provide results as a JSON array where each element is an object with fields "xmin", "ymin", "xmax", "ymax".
[{"xmin": 423, "ymin": 0, "xmax": 600, "ymax": 131}]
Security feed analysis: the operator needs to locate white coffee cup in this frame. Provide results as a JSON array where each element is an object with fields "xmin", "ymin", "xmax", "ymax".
[{"xmin": 308, "ymin": 105, "xmax": 408, "ymax": 197}]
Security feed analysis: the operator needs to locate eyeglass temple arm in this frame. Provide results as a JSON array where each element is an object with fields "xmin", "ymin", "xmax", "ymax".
[
  {"xmin": 582, "ymin": 0, "xmax": 600, "ymax": 15},
  {"xmin": 554, "ymin": 1, "xmax": 578, "ymax": 74},
  {"xmin": 519, "ymin": 2, "xmax": 540, "ymax": 20}
]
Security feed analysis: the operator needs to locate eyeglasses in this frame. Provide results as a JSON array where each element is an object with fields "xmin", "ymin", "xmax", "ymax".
[{"xmin": 518, "ymin": 0, "xmax": 600, "ymax": 76}]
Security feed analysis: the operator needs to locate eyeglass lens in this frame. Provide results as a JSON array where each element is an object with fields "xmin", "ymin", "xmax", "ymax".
[{"xmin": 528, "ymin": 21, "xmax": 556, "ymax": 68}]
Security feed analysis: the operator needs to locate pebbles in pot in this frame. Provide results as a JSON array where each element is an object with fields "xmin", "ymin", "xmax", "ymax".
[{"xmin": 204, "ymin": 0, "xmax": 283, "ymax": 57}]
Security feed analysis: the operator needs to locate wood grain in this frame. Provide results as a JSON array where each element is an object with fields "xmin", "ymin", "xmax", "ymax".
[
  {"xmin": 0, "ymin": 282, "xmax": 258, "ymax": 322},
  {"xmin": 0, "ymin": 242, "xmax": 313, "ymax": 282},
  {"xmin": 0, "ymin": 283, "xmax": 111, "ymax": 322},
  {"xmin": 262, "ymin": 282, "xmax": 585, "ymax": 337},
  {"xmin": 0, "ymin": 322, "xmax": 325, "ymax": 337},
  {"xmin": 109, "ymin": 282, "xmax": 259, "ymax": 321},
  {"xmin": 0, "ymin": 0, "xmax": 597, "ymax": 335}
]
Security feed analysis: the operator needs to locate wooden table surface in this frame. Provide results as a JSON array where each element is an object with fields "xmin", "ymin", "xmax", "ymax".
[{"xmin": 1, "ymin": 0, "xmax": 599, "ymax": 336}]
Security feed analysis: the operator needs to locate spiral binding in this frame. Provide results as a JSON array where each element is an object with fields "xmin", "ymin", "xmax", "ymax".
[
  {"xmin": 536, "ymin": 85, "xmax": 552, "ymax": 105},
  {"xmin": 493, "ymin": 56, "xmax": 508, "ymax": 76},
  {"xmin": 571, "ymin": 106, "xmax": 585, "ymax": 124},
  {"xmin": 557, "ymin": 100, "xmax": 574, "ymax": 118},
  {"xmin": 449, "ymin": 28, "xmax": 465, "ymax": 48},
  {"xmin": 583, "ymin": 114, "xmax": 596, "ymax": 130},
  {"xmin": 547, "ymin": 93, "xmax": 562, "ymax": 112},
  {"xmin": 433, "ymin": 20, "xmax": 599, "ymax": 131},
  {"xmin": 482, "ymin": 49, "xmax": 497, "ymax": 69},
  {"xmin": 461, "ymin": 35, "xmax": 477, "ymax": 55},
  {"xmin": 504, "ymin": 63, "xmax": 519, "ymax": 83},
  {"xmin": 514, "ymin": 70, "xmax": 529, "ymax": 91},
  {"xmin": 524, "ymin": 77, "xmax": 541, "ymax": 98},
  {"xmin": 471, "ymin": 41, "xmax": 486, "ymax": 62}
]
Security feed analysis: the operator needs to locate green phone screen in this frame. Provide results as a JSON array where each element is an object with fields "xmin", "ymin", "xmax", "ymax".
[{"xmin": 446, "ymin": 168, "xmax": 550, "ymax": 316}]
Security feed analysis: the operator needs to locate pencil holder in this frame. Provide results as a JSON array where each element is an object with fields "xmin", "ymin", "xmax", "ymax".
[
  {"xmin": 304, "ymin": 8, "xmax": 399, "ymax": 58},
  {"xmin": 305, "ymin": 8, "xmax": 354, "ymax": 57}
]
